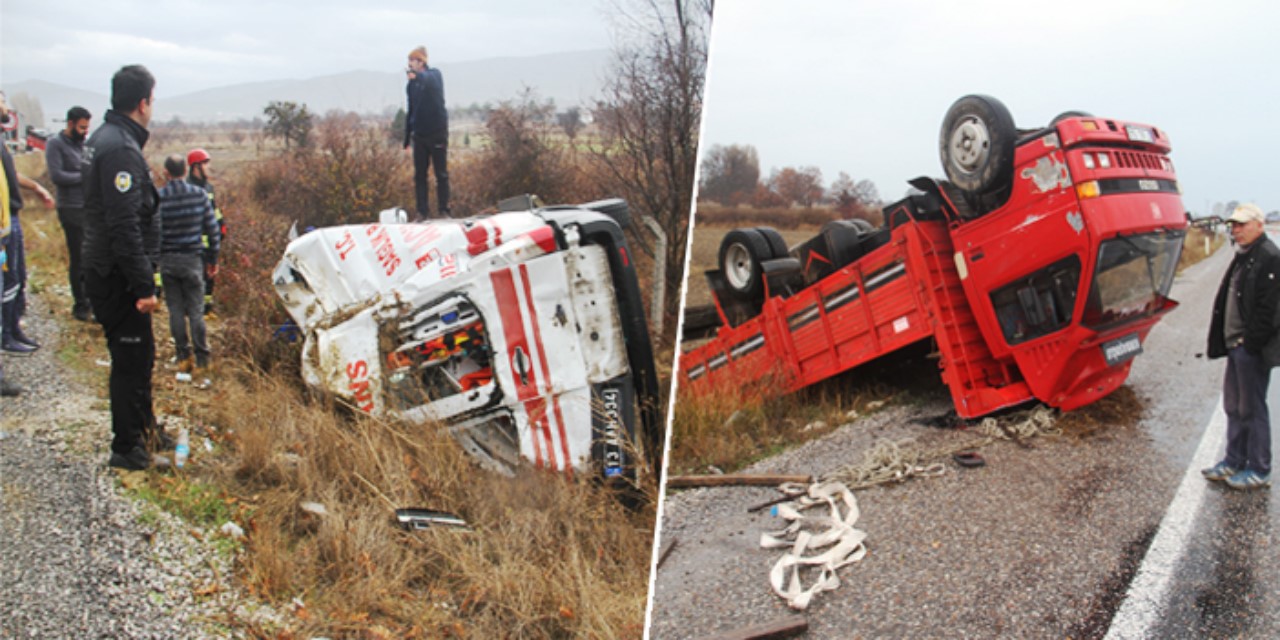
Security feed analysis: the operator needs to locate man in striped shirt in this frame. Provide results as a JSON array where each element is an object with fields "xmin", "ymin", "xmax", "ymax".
[{"xmin": 158, "ymin": 154, "xmax": 220, "ymax": 379}]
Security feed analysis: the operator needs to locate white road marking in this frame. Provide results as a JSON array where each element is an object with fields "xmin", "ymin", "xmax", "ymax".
[{"xmin": 1105, "ymin": 397, "xmax": 1227, "ymax": 640}]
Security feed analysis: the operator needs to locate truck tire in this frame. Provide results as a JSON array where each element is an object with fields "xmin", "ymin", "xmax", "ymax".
[
  {"xmin": 822, "ymin": 220, "xmax": 869, "ymax": 269},
  {"xmin": 939, "ymin": 95, "xmax": 1017, "ymax": 195},
  {"xmin": 754, "ymin": 226, "xmax": 789, "ymax": 259},
  {"xmin": 1051, "ymin": 110, "xmax": 1093, "ymax": 125},
  {"xmin": 846, "ymin": 218, "xmax": 874, "ymax": 234},
  {"xmin": 719, "ymin": 228, "xmax": 772, "ymax": 300}
]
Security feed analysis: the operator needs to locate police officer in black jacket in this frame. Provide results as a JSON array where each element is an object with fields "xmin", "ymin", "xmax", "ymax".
[{"xmin": 82, "ymin": 64, "xmax": 167, "ymax": 470}]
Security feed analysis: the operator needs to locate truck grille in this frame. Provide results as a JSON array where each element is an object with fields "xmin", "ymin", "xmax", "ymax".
[{"xmin": 1113, "ymin": 150, "xmax": 1162, "ymax": 171}]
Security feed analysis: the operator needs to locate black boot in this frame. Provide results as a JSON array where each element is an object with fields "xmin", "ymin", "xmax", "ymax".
[{"xmin": 11, "ymin": 324, "xmax": 39, "ymax": 348}]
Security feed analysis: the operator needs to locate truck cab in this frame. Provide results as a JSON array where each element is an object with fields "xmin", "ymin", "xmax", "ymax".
[{"xmin": 274, "ymin": 199, "xmax": 660, "ymax": 481}]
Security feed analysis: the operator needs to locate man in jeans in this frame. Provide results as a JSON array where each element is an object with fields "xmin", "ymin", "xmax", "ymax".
[
  {"xmin": 1203, "ymin": 202, "xmax": 1280, "ymax": 490},
  {"xmin": 157, "ymin": 154, "xmax": 219, "ymax": 382},
  {"xmin": 45, "ymin": 105, "xmax": 93, "ymax": 321}
]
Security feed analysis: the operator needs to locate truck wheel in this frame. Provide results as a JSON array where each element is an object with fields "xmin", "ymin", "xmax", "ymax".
[
  {"xmin": 939, "ymin": 95, "xmax": 1017, "ymax": 195},
  {"xmin": 719, "ymin": 229, "xmax": 772, "ymax": 299},
  {"xmin": 754, "ymin": 226, "xmax": 789, "ymax": 259},
  {"xmin": 1051, "ymin": 110, "xmax": 1093, "ymax": 125},
  {"xmin": 845, "ymin": 218, "xmax": 874, "ymax": 234}
]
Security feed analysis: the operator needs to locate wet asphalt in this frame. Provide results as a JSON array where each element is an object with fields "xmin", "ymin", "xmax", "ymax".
[{"xmin": 649, "ymin": 239, "xmax": 1278, "ymax": 639}]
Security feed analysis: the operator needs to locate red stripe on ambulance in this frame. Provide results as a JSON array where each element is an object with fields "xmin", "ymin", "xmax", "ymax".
[
  {"xmin": 490, "ymin": 268, "xmax": 558, "ymax": 468},
  {"xmin": 520, "ymin": 264, "xmax": 572, "ymax": 472}
]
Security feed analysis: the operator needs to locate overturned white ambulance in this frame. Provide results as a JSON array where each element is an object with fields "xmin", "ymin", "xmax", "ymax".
[{"xmin": 272, "ymin": 199, "xmax": 660, "ymax": 481}]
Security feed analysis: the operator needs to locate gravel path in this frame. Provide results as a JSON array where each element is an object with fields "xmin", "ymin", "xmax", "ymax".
[{"xmin": 0, "ymin": 290, "xmax": 266, "ymax": 639}]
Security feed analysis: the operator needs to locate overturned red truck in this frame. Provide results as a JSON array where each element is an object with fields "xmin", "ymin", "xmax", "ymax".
[
  {"xmin": 273, "ymin": 198, "xmax": 660, "ymax": 481},
  {"xmin": 682, "ymin": 96, "xmax": 1187, "ymax": 418}
]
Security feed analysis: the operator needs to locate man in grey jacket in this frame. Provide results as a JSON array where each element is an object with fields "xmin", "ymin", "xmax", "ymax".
[{"xmin": 45, "ymin": 106, "xmax": 93, "ymax": 321}]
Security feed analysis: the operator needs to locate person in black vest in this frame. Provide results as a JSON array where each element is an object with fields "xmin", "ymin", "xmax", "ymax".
[
  {"xmin": 1203, "ymin": 203, "xmax": 1280, "ymax": 490},
  {"xmin": 82, "ymin": 65, "xmax": 169, "ymax": 470},
  {"xmin": 404, "ymin": 45, "xmax": 450, "ymax": 219},
  {"xmin": 45, "ymin": 105, "xmax": 93, "ymax": 321}
]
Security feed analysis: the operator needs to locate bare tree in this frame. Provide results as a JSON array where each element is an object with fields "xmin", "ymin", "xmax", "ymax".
[
  {"xmin": 592, "ymin": 0, "xmax": 711, "ymax": 324},
  {"xmin": 699, "ymin": 143, "xmax": 760, "ymax": 204},
  {"xmin": 263, "ymin": 101, "xmax": 313, "ymax": 150},
  {"xmin": 767, "ymin": 166, "xmax": 824, "ymax": 207},
  {"xmin": 557, "ymin": 107, "xmax": 583, "ymax": 140}
]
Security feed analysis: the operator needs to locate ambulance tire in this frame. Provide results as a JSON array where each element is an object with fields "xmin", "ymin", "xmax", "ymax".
[
  {"xmin": 719, "ymin": 229, "xmax": 771, "ymax": 300},
  {"xmin": 1051, "ymin": 110, "xmax": 1093, "ymax": 126},
  {"xmin": 754, "ymin": 226, "xmax": 789, "ymax": 260},
  {"xmin": 940, "ymin": 95, "xmax": 1017, "ymax": 196}
]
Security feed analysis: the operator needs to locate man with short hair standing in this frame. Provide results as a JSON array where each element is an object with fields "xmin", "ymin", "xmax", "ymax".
[
  {"xmin": 1203, "ymin": 202, "xmax": 1280, "ymax": 490},
  {"xmin": 157, "ymin": 154, "xmax": 219, "ymax": 380},
  {"xmin": 404, "ymin": 45, "xmax": 450, "ymax": 219},
  {"xmin": 45, "ymin": 105, "xmax": 93, "ymax": 321},
  {"xmin": 82, "ymin": 65, "xmax": 166, "ymax": 470}
]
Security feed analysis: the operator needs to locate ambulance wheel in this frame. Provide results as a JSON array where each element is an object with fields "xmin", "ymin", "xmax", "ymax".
[
  {"xmin": 754, "ymin": 226, "xmax": 789, "ymax": 259},
  {"xmin": 940, "ymin": 95, "xmax": 1017, "ymax": 195},
  {"xmin": 1051, "ymin": 110, "xmax": 1093, "ymax": 125},
  {"xmin": 719, "ymin": 229, "xmax": 772, "ymax": 300}
]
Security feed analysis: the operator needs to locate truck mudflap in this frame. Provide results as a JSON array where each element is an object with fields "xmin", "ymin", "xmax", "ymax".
[{"xmin": 273, "ymin": 203, "xmax": 659, "ymax": 482}]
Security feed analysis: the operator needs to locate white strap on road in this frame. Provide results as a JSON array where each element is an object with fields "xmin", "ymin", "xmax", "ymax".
[{"xmin": 760, "ymin": 481, "xmax": 867, "ymax": 610}]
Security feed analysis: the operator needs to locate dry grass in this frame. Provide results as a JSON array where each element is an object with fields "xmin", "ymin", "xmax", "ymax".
[
  {"xmin": 15, "ymin": 131, "xmax": 658, "ymax": 637},
  {"xmin": 1179, "ymin": 224, "xmax": 1225, "ymax": 272},
  {"xmin": 667, "ymin": 362, "xmax": 910, "ymax": 475},
  {"xmin": 199, "ymin": 372, "xmax": 654, "ymax": 638}
]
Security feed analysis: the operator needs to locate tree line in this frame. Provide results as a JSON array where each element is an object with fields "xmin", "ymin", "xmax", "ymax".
[{"xmin": 699, "ymin": 143, "xmax": 881, "ymax": 217}]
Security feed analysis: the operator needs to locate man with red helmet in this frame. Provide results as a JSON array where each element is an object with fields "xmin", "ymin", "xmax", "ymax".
[{"xmin": 186, "ymin": 147, "xmax": 224, "ymax": 314}]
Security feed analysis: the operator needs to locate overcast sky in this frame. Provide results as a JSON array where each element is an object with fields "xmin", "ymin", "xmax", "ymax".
[
  {"xmin": 1, "ymin": 0, "xmax": 612, "ymax": 95},
  {"xmin": 700, "ymin": 0, "xmax": 1280, "ymax": 215}
]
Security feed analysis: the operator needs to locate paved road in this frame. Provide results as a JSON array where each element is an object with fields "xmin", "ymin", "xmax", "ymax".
[{"xmin": 649, "ymin": 242, "xmax": 1278, "ymax": 639}]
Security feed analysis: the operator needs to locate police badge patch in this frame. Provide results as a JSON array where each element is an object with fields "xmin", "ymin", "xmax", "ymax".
[{"xmin": 115, "ymin": 171, "xmax": 133, "ymax": 193}]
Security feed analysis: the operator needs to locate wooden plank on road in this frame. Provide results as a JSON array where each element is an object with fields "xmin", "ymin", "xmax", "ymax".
[{"xmin": 700, "ymin": 616, "xmax": 809, "ymax": 640}]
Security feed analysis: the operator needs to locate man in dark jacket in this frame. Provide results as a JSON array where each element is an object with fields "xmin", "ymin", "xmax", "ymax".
[
  {"xmin": 82, "ymin": 65, "xmax": 167, "ymax": 470},
  {"xmin": 157, "ymin": 154, "xmax": 219, "ymax": 378},
  {"xmin": 404, "ymin": 45, "xmax": 450, "ymax": 219},
  {"xmin": 1203, "ymin": 203, "xmax": 1280, "ymax": 490},
  {"xmin": 45, "ymin": 105, "xmax": 93, "ymax": 321}
]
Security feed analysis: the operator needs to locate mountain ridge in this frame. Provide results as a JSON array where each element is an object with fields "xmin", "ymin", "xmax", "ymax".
[{"xmin": 4, "ymin": 49, "xmax": 612, "ymax": 126}]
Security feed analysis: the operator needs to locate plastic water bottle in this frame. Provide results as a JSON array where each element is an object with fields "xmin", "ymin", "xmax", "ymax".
[{"xmin": 175, "ymin": 428, "xmax": 190, "ymax": 469}]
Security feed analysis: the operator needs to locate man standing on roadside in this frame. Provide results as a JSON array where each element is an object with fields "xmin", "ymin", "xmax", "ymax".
[
  {"xmin": 404, "ymin": 45, "xmax": 450, "ymax": 219},
  {"xmin": 157, "ymin": 154, "xmax": 219, "ymax": 381},
  {"xmin": 185, "ymin": 148, "xmax": 223, "ymax": 314},
  {"xmin": 45, "ymin": 106, "xmax": 93, "ymax": 322},
  {"xmin": 82, "ymin": 65, "xmax": 167, "ymax": 470},
  {"xmin": 1203, "ymin": 202, "xmax": 1280, "ymax": 490}
]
